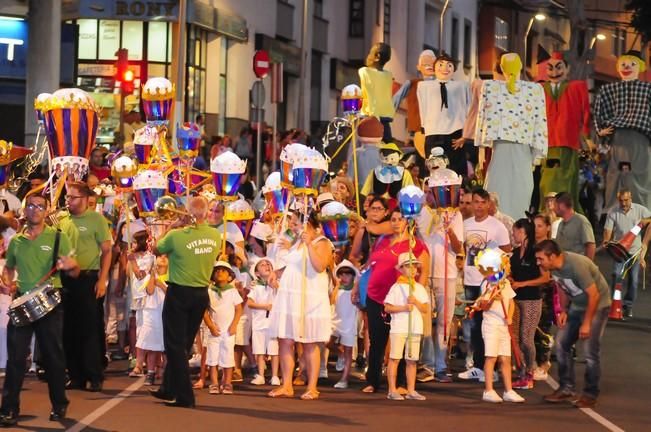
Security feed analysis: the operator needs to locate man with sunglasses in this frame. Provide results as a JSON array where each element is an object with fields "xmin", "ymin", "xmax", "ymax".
[
  {"xmin": 58, "ymin": 182, "xmax": 112, "ymax": 392},
  {"xmin": 0, "ymin": 193, "xmax": 79, "ymax": 426}
]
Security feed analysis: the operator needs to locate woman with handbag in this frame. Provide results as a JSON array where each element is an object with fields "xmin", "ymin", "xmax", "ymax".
[{"xmin": 352, "ymin": 208, "xmax": 429, "ymax": 393}]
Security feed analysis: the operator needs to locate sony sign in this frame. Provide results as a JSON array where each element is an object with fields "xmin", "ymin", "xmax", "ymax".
[{"xmin": 0, "ymin": 18, "xmax": 28, "ymax": 79}]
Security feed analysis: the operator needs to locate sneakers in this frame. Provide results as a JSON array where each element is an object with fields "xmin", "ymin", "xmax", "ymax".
[
  {"xmin": 335, "ymin": 356, "xmax": 345, "ymax": 372},
  {"xmin": 503, "ymin": 389, "xmax": 525, "ymax": 403},
  {"xmin": 573, "ymin": 395, "xmax": 597, "ymax": 408},
  {"xmin": 405, "ymin": 391, "xmax": 427, "ymax": 401},
  {"xmin": 319, "ymin": 368, "xmax": 328, "ymax": 379},
  {"xmin": 416, "ymin": 367, "xmax": 435, "ymax": 383},
  {"xmin": 512, "ymin": 374, "xmax": 534, "ymax": 390},
  {"xmin": 544, "ymin": 388, "xmax": 578, "ymax": 403},
  {"xmin": 533, "ymin": 366, "xmax": 549, "ymax": 381},
  {"xmin": 434, "ymin": 371, "xmax": 453, "ymax": 383},
  {"xmin": 459, "ymin": 367, "xmax": 484, "ymax": 381},
  {"xmin": 482, "ymin": 389, "xmax": 503, "ymax": 403},
  {"xmin": 334, "ymin": 380, "xmax": 348, "ymax": 389},
  {"xmin": 270, "ymin": 376, "xmax": 281, "ymax": 386},
  {"xmin": 188, "ymin": 353, "xmax": 202, "ymax": 368},
  {"xmin": 250, "ymin": 374, "xmax": 266, "ymax": 386},
  {"xmin": 144, "ymin": 372, "xmax": 155, "ymax": 386}
]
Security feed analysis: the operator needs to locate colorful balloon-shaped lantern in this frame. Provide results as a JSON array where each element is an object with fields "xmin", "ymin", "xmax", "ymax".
[
  {"xmin": 319, "ymin": 201, "xmax": 352, "ymax": 246},
  {"xmin": 133, "ymin": 125, "xmax": 158, "ymax": 165},
  {"xmin": 341, "ymin": 84, "xmax": 363, "ymax": 115},
  {"xmin": 475, "ymin": 248, "xmax": 510, "ymax": 283},
  {"xmin": 40, "ymin": 88, "xmax": 100, "ymax": 180},
  {"xmin": 279, "ymin": 143, "xmax": 308, "ymax": 188},
  {"xmin": 133, "ymin": 170, "xmax": 167, "ymax": 217},
  {"xmin": 176, "ymin": 122, "xmax": 201, "ymax": 160},
  {"xmin": 111, "ymin": 155, "xmax": 138, "ymax": 190},
  {"xmin": 427, "ymin": 167, "xmax": 462, "ymax": 211},
  {"xmin": 34, "ymin": 93, "xmax": 51, "ymax": 125},
  {"xmin": 211, "ymin": 150, "xmax": 246, "ymax": 201},
  {"xmin": 225, "ymin": 198, "xmax": 255, "ymax": 238},
  {"xmin": 262, "ymin": 171, "xmax": 289, "ymax": 217},
  {"xmin": 142, "ymin": 77, "xmax": 174, "ymax": 125},
  {"xmin": 291, "ymin": 148, "xmax": 327, "ymax": 197},
  {"xmin": 397, "ymin": 185, "xmax": 425, "ymax": 219}
]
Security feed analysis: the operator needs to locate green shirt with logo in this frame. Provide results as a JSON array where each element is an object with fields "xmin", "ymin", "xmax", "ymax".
[
  {"xmin": 156, "ymin": 223, "xmax": 221, "ymax": 288},
  {"xmin": 59, "ymin": 210, "xmax": 112, "ymax": 270},
  {"xmin": 6, "ymin": 226, "xmax": 73, "ymax": 294}
]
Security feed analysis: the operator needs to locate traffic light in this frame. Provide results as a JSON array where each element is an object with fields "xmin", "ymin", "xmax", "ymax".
[{"xmin": 122, "ymin": 68, "xmax": 135, "ymax": 95}]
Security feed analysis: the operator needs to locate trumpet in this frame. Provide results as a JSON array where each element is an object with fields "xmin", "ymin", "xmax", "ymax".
[
  {"xmin": 154, "ymin": 196, "xmax": 196, "ymax": 226},
  {"xmin": 46, "ymin": 207, "xmax": 70, "ymax": 227}
]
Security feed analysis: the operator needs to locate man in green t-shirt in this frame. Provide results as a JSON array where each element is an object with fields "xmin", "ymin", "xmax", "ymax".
[
  {"xmin": 0, "ymin": 193, "xmax": 79, "ymax": 427},
  {"xmin": 59, "ymin": 182, "xmax": 112, "ymax": 392},
  {"xmin": 535, "ymin": 240, "xmax": 610, "ymax": 409},
  {"xmin": 149, "ymin": 196, "xmax": 220, "ymax": 408}
]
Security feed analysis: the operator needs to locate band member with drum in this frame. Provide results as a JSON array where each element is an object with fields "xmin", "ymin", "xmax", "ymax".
[
  {"xmin": 59, "ymin": 182, "xmax": 112, "ymax": 392},
  {"xmin": 0, "ymin": 193, "xmax": 79, "ymax": 426},
  {"xmin": 149, "ymin": 196, "xmax": 221, "ymax": 408}
]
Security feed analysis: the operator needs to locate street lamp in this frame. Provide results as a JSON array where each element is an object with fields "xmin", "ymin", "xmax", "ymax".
[
  {"xmin": 523, "ymin": 13, "xmax": 546, "ymax": 79},
  {"xmin": 590, "ymin": 33, "xmax": 606, "ymax": 50}
]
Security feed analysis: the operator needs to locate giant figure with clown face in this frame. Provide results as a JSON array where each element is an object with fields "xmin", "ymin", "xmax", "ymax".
[
  {"xmin": 595, "ymin": 50, "xmax": 651, "ymax": 209},
  {"xmin": 539, "ymin": 52, "xmax": 592, "ymax": 212},
  {"xmin": 416, "ymin": 53, "xmax": 470, "ymax": 177},
  {"xmin": 361, "ymin": 142, "xmax": 414, "ymax": 208}
]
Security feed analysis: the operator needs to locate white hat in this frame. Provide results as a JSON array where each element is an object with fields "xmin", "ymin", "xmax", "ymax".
[
  {"xmin": 316, "ymin": 192, "xmax": 335, "ymax": 207},
  {"xmin": 396, "ymin": 252, "xmax": 421, "ymax": 269},
  {"xmin": 125, "ymin": 219, "xmax": 147, "ymax": 243},
  {"xmin": 250, "ymin": 220, "xmax": 273, "ymax": 242},
  {"xmin": 213, "ymin": 260, "xmax": 236, "ymax": 279},
  {"xmin": 335, "ymin": 259, "xmax": 360, "ymax": 278},
  {"xmin": 249, "ymin": 256, "xmax": 275, "ymax": 279}
]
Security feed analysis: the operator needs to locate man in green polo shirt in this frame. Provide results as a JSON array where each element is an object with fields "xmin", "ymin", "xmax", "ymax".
[
  {"xmin": 535, "ymin": 240, "xmax": 611, "ymax": 409},
  {"xmin": 149, "ymin": 195, "xmax": 220, "ymax": 408},
  {"xmin": 59, "ymin": 182, "xmax": 112, "ymax": 392},
  {"xmin": 0, "ymin": 193, "xmax": 79, "ymax": 427}
]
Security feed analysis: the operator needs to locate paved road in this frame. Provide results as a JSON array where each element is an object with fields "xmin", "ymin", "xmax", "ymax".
[{"xmin": 3, "ymin": 251, "xmax": 649, "ymax": 432}]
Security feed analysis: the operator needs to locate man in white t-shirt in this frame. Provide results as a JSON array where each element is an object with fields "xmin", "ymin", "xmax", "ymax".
[
  {"xmin": 416, "ymin": 205, "xmax": 463, "ymax": 383},
  {"xmin": 458, "ymin": 188, "xmax": 511, "ymax": 381}
]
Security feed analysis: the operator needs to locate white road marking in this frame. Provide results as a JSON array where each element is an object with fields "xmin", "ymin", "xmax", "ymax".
[
  {"xmin": 545, "ymin": 376, "xmax": 626, "ymax": 432},
  {"xmin": 66, "ymin": 378, "xmax": 144, "ymax": 432}
]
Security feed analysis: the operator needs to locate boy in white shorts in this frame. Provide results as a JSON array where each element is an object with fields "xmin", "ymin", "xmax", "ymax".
[
  {"xmin": 247, "ymin": 257, "xmax": 280, "ymax": 386},
  {"xmin": 480, "ymin": 275, "xmax": 525, "ymax": 403},
  {"xmin": 330, "ymin": 260, "xmax": 359, "ymax": 389},
  {"xmin": 204, "ymin": 261, "xmax": 243, "ymax": 395},
  {"xmin": 384, "ymin": 253, "xmax": 430, "ymax": 401}
]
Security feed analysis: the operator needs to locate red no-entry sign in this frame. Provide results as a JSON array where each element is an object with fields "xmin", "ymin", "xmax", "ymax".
[{"xmin": 253, "ymin": 50, "xmax": 270, "ymax": 79}]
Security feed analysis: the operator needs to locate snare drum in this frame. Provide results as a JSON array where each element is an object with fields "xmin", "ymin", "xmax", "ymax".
[{"xmin": 8, "ymin": 283, "xmax": 62, "ymax": 327}]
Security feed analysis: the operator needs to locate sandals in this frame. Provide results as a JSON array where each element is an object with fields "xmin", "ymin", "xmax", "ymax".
[
  {"xmin": 292, "ymin": 376, "xmax": 306, "ymax": 386},
  {"xmin": 361, "ymin": 385, "xmax": 376, "ymax": 393},
  {"xmin": 387, "ymin": 391, "xmax": 405, "ymax": 401},
  {"xmin": 221, "ymin": 384, "xmax": 234, "ymax": 395},
  {"xmin": 300, "ymin": 390, "xmax": 320, "ymax": 400},
  {"xmin": 268, "ymin": 388, "xmax": 294, "ymax": 398},
  {"xmin": 208, "ymin": 384, "xmax": 220, "ymax": 395},
  {"xmin": 193, "ymin": 380, "xmax": 205, "ymax": 390},
  {"xmin": 129, "ymin": 368, "xmax": 144, "ymax": 378}
]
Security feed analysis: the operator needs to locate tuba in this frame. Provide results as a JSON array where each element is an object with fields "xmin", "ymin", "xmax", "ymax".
[{"xmin": 154, "ymin": 196, "xmax": 196, "ymax": 226}]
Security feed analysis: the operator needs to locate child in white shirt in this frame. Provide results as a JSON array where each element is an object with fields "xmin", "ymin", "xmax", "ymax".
[
  {"xmin": 204, "ymin": 261, "xmax": 243, "ymax": 395},
  {"xmin": 330, "ymin": 260, "xmax": 359, "ymax": 389},
  {"xmin": 247, "ymin": 257, "xmax": 280, "ymax": 386},
  {"xmin": 384, "ymin": 253, "xmax": 430, "ymax": 401},
  {"xmin": 479, "ymin": 277, "xmax": 525, "ymax": 403}
]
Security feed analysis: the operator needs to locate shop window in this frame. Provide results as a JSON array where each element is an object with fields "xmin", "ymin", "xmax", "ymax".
[
  {"xmin": 98, "ymin": 20, "xmax": 120, "ymax": 60},
  {"xmin": 148, "ymin": 22, "xmax": 168, "ymax": 62},
  {"xmin": 78, "ymin": 19, "xmax": 98, "ymax": 59},
  {"xmin": 148, "ymin": 63, "xmax": 167, "ymax": 79},
  {"xmin": 186, "ymin": 27, "xmax": 207, "ymax": 123},
  {"xmin": 424, "ymin": 7, "xmax": 439, "ymax": 52},
  {"xmin": 349, "ymin": 0, "xmax": 364, "ymax": 37},
  {"xmin": 122, "ymin": 21, "xmax": 143, "ymax": 60}
]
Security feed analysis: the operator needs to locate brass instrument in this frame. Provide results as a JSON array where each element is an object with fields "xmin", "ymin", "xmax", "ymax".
[
  {"xmin": 154, "ymin": 196, "xmax": 196, "ymax": 225},
  {"xmin": 46, "ymin": 207, "xmax": 70, "ymax": 227}
]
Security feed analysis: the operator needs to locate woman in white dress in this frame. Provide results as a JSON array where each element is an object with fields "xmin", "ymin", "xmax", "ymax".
[{"xmin": 268, "ymin": 210, "xmax": 333, "ymax": 400}]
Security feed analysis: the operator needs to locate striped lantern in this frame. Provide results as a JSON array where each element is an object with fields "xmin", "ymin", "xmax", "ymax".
[
  {"xmin": 319, "ymin": 201, "xmax": 352, "ymax": 246},
  {"xmin": 111, "ymin": 155, "xmax": 138, "ymax": 191},
  {"xmin": 142, "ymin": 77, "xmax": 174, "ymax": 125},
  {"xmin": 291, "ymin": 147, "xmax": 328, "ymax": 197},
  {"xmin": 34, "ymin": 93, "xmax": 51, "ymax": 125},
  {"xmin": 225, "ymin": 199, "xmax": 255, "ymax": 238},
  {"xmin": 176, "ymin": 122, "xmax": 201, "ymax": 160},
  {"xmin": 262, "ymin": 172, "xmax": 289, "ymax": 217},
  {"xmin": 133, "ymin": 125, "xmax": 158, "ymax": 165},
  {"xmin": 279, "ymin": 143, "xmax": 308, "ymax": 188},
  {"xmin": 41, "ymin": 88, "xmax": 100, "ymax": 180},
  {"xmin": 133, "ymin": 170, "xmax": 167, "ymax": 217},
  {"xmin": 341, "ymin": 84, "xmax": 363, "ymax": 115},
  {"xmin": 211, "ymin": 150, "xmax": 246, "ymax": 201},
  {"xmin": 397, "ymin": 185, "xmax": 425, "ymax": 219}
]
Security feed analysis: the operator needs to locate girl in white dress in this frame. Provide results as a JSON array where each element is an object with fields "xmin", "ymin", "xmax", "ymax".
[{"xmin": 268, "ymin": 210, "xmax": 333, "ymax": 400}]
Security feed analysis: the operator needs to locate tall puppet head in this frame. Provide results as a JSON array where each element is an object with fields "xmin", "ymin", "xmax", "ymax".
[
  {"xmin": 366, "ymin": 43, "xmax": 392, "ymax": 69},
  {"xmin": 417, "ymin": 50, "xmax": 437, "ymax": 79},
  {"xmin": 546, "ymin": 51, "xmax": 569, "ymax": 83},
  {"xmin": 500, "ymin": 53, "xmax": 523, "ymax": 94},
  {"xmin": 379, "ymin": 143, "xmax": 402, "ymax": 167},
  {"xmin": 616, "ymin": 50, "xmax": 646, "ymax": 81},
  {"xmin": 435, "ymin": 53, "xmax": 456, "ymax": 81}
]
